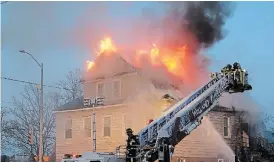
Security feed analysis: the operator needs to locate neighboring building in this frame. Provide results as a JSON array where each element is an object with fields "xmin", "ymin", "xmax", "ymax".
[{"xmin": 54, "ymin": 52, "xmax": 247, "ymax": 162}]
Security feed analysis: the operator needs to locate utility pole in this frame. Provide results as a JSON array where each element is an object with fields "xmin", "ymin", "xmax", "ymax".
[
  {"xmin": 19, "ymin": 50, "xmax": 43, "ymax": 162},
  {"xmin": 84, "ymin": 97, "xmax": 104, "ymax": 153},
  {"xmin": 92, "ymin": 105, "xmax": 96, "ymax": 152},
  {"xmin": 39, "ymin": 63, "xmax": 44, "ymax": 162}
]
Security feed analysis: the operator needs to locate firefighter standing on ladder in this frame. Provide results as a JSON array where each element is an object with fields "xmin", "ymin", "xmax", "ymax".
[{"xmin": 126, "ymin": 128, "xmax": 139, "ymax": 162}]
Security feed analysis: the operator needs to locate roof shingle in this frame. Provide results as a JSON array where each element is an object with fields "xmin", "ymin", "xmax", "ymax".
[{"xmin": 54, "ymin": 96, "xmax": 84, "ymax": 111}]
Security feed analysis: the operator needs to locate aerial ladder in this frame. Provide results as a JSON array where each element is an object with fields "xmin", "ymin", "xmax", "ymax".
[
  {"xmin": 61, "ymin": 62, "xmax": 252, "ymax": 162},
  {"xmin": 133, "ymin": 62, "xmax": 252, "ymax": 162}
]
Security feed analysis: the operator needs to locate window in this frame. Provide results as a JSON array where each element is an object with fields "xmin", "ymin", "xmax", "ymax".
[
  {"xmin": 177, "ymin": 158, "xmax": 186, "ymax": 162},
  {"xmin": 122, "ymin": 114, "xmax": 132, "ymax": 136},
  {"xmin": 103, "ymin": 116, "xmax": 111, "ymax": 137},
  {"xmin": 65, "ymin": 118, "xmax": 72, "ymax": 139},
  {"xmin": 83, "ymin": 116, "xmax": 91, "ymax": 138},
  {"xmin": 113, "ymin": 80, "xmax": 121, "ymax": 99},
  {"xmin": 223, "ymin": 117, "xmax": 230, "ymax": 138},
  {"xmin": 97, "ymin": 83, "xmax": 105, "ymax": 97}
]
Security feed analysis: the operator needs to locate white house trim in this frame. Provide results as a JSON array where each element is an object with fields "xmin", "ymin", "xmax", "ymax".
[
  {"xmin": 82, "ymin": 72, "xmax": 138, "ymax": 83},
  {"xmin": 53, "ymin": 104, "xmax": 127, "ymax": 113}
]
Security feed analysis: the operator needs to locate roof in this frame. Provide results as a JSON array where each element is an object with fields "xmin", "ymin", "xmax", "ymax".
[
  {"xmin": 83, "ymin": 52, "xmax": 184, "ymax": 90},
  {"xmin": 83, "ymin": 52, "xmax": 137, "ymax": 82},
  {"xmin": 55, "ymin": 96, "xmax": 84, "ymax": 111},
  {"xmin": 58, "ymin": 52, "xmax": 256, "ymax": 113}
]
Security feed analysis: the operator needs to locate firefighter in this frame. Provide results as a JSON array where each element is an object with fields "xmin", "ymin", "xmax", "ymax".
[
  {"xmin": 126, "ymin": 128, "xmax": 140, "ymax": 162},
  {"xmin": 221, "ymin": 64, "xmax": 232, "ymax": 75},
  {"xmin": 233, "ymin": 62, "xmax": 241, "ymax": 70},
  {"xmin": 227, "ymin": 64, "xmax": 232, "ymax": 71}
]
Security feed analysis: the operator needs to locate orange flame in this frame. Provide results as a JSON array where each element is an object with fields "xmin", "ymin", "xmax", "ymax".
[
  {"xmin": 86, "ymin": 61, "xmax": 95, "ymax": 71},
  {"xmin": 135, "ymin": 44, "xmax": 188, "ymax": 80},
  {"xmin": 86, "ymin": 37, "xmax": 117, "ymax": 71},
  {"xmin": 86, "ymin": 37, "xmax": 201, "ymax": 87},
  {"xmin": 97, "ymin": 37, "xmax": 116, "ymax": 55}
]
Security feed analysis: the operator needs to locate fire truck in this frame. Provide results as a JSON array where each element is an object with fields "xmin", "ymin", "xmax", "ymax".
[{"xmin": 61, "ymin": 62, "xmax": 252, "ymax": 162}]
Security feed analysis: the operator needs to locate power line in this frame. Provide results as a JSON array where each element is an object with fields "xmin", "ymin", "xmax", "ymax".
[
  {"xmin": 1, "ymin": 101, "xmax": 13, "ymax": 105},
  {"xmin": 1, "ymin": 76, "xmax": 71, "ymax": 91}
]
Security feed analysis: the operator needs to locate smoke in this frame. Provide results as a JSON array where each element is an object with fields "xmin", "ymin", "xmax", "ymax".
[
  {"xmin": 145, "ymin": 2, "xmax": 234, "ymax": 50},
  {"xmin": 0, "ymin": 1, "xmax": 232, "ymax": 91},
  {"xmin": 183, "ymin": 2, "xmax": 233, "ymax": 48},
  {"xmin": 79, "ymin": 1, "xmax": 234, "ymax": 106},
  {"xmin": 174, "ymin": 117, "xmax": 235, "ymax": 161},
  {"xmin": 120, "ymin": 1, "xmax": 233, "ymax": 90},
  {"xmin": 219, "ymin": 92, "xmax": 266, "ymax": 137}
]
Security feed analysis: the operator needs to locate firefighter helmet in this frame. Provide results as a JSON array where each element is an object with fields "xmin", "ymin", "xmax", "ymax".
[
  {"xmin": 126, "ymin": 128, "xmax": 133, "ymax": 134},
  {"xmin": 233, "ymin": 62, "xmax": 241, "ymax": 69}
]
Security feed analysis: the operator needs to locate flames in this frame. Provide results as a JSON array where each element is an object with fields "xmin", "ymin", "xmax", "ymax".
[
  {"xmin": 86, "ymin": 61, "xmax": 94, "ymax": 70},
  {"xmin": 86, "ymin": 36, "xmax": 199, "ymax": 87},
  {"xmin": 98, "ymin": 37, "xmax": 117, "ymax": 55},
  {"xmin": 86, "ymin": 37, "xmax": 117, "ymax": 71},
  {"xmin": 135, "ymin": 44, "xmax": 188, "ymax": 80}
]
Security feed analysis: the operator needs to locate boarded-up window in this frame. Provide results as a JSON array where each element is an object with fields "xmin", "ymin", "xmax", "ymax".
[
  {"xmin": 113, "ymin": 80, "xmax": 121, "ymax": 99},
  {"xmin": 103, "ymin": 116, "xmax": 111, "ymax": 137},
  {"xmin": 122, "ymin": 114, "xmax": 132, "ymax": 136},
  {"xmin": 83, "ymin": 116, "xmax": 91, "ymax": 137},
  {"xmin": 65, "ymin": 118, "xmax": 72, "ymax": 139},
  {"xmin": 97, "ymin": 83, "xmax": 105, "ymax": 97},
  {"xmin": 223, "ymin": 117, "xmax": 230, "ymax": 138}
]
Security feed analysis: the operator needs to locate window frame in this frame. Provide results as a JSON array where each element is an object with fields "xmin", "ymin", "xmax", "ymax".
[
  {"xmin": 102, "ymin": 115, "xmax": 112, "ymax": 137},
  {"xmin": 177, "ymin": 158, "xmax": 186, "ymax": 162},
  {"xmin": 82, "ymin": 116, "xmax": 92, "ymax": 138},
  {"xmin": 65, "ymin": 118, "xmax": 72, "ymax": 139},
  {"xmin": 121, "ymin": 113, "xmax": 132, "ymax": 137},
  {"xmin": 96, "ymin": 82, "xmax": 105, "ymax": 98},
  {"xmin": 223, "ymin": 116, "xmax": 231, "ymax": 138},
  {"xmin": 112, "ymin": 79, "xmax": 121, "ymax": 99}
]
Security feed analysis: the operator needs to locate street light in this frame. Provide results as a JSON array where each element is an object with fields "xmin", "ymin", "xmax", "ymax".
[{"xmin": 19, "ymin": 49, "xmax": 44, "ymax": 162}]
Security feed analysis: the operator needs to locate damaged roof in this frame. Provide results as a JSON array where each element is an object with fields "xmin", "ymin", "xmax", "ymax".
[
  {"xmin": 83, "ymin": 52, "xmax": 137, "ymax": 82},
  {"xmin": 57, "ymin": 52, "xmax": 253, "ymax": 112}
]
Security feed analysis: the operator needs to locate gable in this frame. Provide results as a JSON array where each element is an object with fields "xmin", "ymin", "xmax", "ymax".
[{"xmin": 84, "ymin": 52, "xmax": 137, "ymax": 81}]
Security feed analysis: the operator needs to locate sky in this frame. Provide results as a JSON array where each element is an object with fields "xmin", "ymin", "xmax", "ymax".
[{"xmin": 1, "ymin": 2, "xmax": 274, "ymax": 120}]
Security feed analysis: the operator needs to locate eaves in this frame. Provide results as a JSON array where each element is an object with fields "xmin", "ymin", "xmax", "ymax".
[{"xmin": 53, "ymin": 103, "xmax": 127, "ymax": 113}]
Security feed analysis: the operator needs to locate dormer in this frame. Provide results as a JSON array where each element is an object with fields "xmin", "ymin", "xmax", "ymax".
[{"xmin": 81, "ymin": 52, "xmax": 139, "ymax": 105}]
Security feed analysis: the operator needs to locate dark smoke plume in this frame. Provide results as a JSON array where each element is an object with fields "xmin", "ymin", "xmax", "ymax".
[{"xmin": 184, "ymin": 2, "xmax": 233, "ymax": 48}]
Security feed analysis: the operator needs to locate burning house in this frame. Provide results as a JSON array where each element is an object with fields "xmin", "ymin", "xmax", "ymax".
[
  {"xmin": 53, "ymin": 37, "xmax": 261, "ymax": 162},
  {"xmin": 53, "ymin": 2, "xmax": 273, "ymax": 161}
]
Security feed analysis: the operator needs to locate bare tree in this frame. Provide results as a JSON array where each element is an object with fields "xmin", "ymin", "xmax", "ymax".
[
  {"xmin": 4, "ymin": 69, "xmax": 83, "ymax": 157},
  {"xmin": 1, "ymin": 106, "xmax": 12, "ymax": 151},
  {"xmin": 57, "ymin": 68, "xmax": 83, "ymax": 103},
  {"xmin": 263, "ymin": 113, "xmax": 274, "ymax": 134},
  {"xmin": 7, "ymin": 84, "xmax": 57, "ymax": 156}
]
